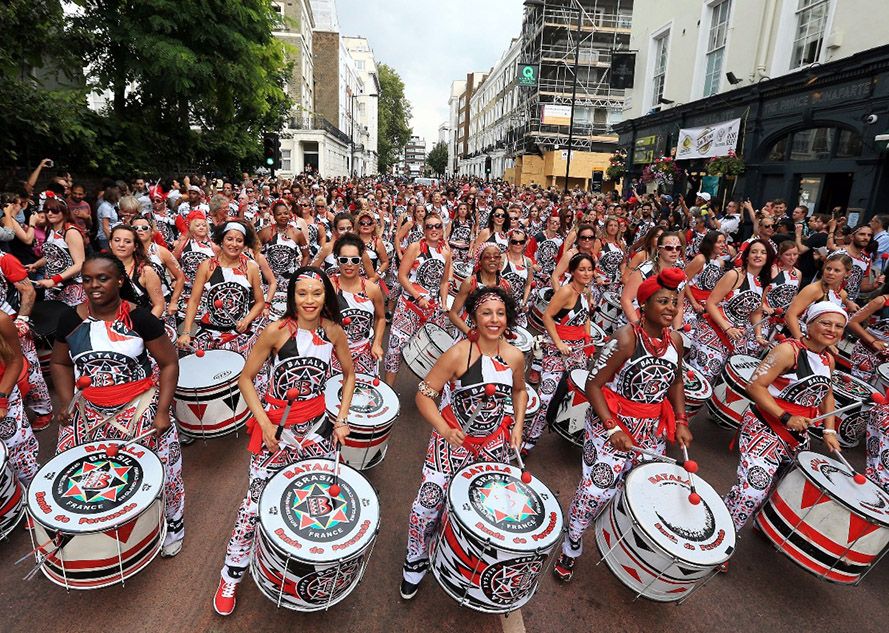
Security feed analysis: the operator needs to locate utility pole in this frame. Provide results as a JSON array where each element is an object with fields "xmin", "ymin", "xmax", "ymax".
[{"xmin": 564, "ymin": 4, "xmax": 582, "ymax": 194}]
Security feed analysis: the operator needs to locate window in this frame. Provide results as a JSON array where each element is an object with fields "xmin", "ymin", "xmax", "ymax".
[
  {"xmin": 791, "ymin": 0, "xmax": 830, "ymax": 69},
  {"xmin": 281, "ymin": 149, "xmax": 292, "ymax": 172},
  {"xmin": 650, "ymin": 30, "xmax": 670, "ymax": 108},
  {"xmin": 790, "ymin": 127, "xmax": 834, "ymax": 161},
  {"xmin": 703, "ymin": 1, "xmax": 731, "ymax": 97},
  {"xmin": 765, "ymin": 126, "xmax": 861, "ymax": 162}
]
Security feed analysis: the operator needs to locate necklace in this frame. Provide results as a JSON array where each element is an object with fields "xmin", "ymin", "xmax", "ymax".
[{"xmin": 635, "ymin": 319, "xmax": 671, "ymax": 357}]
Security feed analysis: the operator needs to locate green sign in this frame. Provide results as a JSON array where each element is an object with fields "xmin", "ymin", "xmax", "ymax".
[{"xmin": 518, "ymin": 64, "xmax": 538, "ymax": 87}]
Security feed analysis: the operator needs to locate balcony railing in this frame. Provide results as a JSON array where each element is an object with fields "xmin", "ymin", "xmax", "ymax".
[{"xmin": 288, "ymin": 113, "xmax": 351, "ymax": 145}]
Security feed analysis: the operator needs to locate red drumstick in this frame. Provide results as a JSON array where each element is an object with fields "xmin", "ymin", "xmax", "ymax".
[
  {"xmin": 512, "ymin": 443, "xmax": 532, "ymax": 484},
  {"xmin": 682, "ymin": 445, "xmax": 701, "ymax": 505},
  {"xmin": 106, "ymin": 428, "xmax": 158, "ymax": 457},
  {"xmin": 832, "ymin": 448, "xmax": 867, "ymax": 485}
]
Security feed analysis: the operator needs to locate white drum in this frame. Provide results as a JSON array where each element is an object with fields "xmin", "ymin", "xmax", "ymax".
[
  {"xmin": 0, "ymin": 442, "xmax": 24, "ymax": 539},
  {"xmin": 707, "ymin": 354, "xmax": 759, "ymax": 430},
  {"xmin": 684, "ymin": 366, "xmax": 713, "ymax": 417},
  {"xmin": 324, "ymin": 374, "xmax": 399, "ymax": 470},
  {"xmin": 595, "ymin": 461, "xmax": 736, "ymax": 602},
  {"xmin": 174, "ymin": 350, "xmax": 250, "ymax": 438},
  {"xmin": 756, "ymin": 451, "xmax": 889, "ymax": 584},
  {"xmin": 268, "ymin": 291, "xmax": 289, "ymax": 322},
  {"xmin": 552, "ymin": 369, "xmax": 590, "ymax": 447},
  {"xmin": 588, "ymin": 322, "xmax": 608, "ymax": 349},
  {"xmin": 450, "ymin": 262, "xmax": 473, "ymax": 297},
  {"xmin": 430, "ymin": 461, "xmax": 563, "ymax": 613},
  {"xmin": 504, "ymin": 385, "xmax": 540, "ymax": 419},
  {"xmin": 26, "ymin": 441, "xmax": 166, "ymax": 589},
  {"xmin": 251, "ymin": 458, "xmax": 380, "ymax": 610},
  {"xmin": 402, "ymin": 323, "xmax": 455, "ymax": 379},
  {"xmin": 509, "ymin": 326, "xmax": 534, "ymax": 354},
  {"xmin": 528, "ymin": 287, "xmax": 554, "ymax": 333},
  {"xmin": 593, "ymin": 291, "xmax": 623, "ymax": 335}
]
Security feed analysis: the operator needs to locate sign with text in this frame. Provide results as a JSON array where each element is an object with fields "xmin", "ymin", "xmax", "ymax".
[
  {"xmin": 633, "ymin": 135, "xmax": 658, "ymax": 164},
  {"xmin": 541, "ymin": 104, "xmax": 572, "ymax": 126},
  {"xmin": 518, "ymin": 64, "xmax": 538, "ymax": 87},
  {"xmin": 676, "ymin": 118, "xmax": 741, "ymax": 160}
]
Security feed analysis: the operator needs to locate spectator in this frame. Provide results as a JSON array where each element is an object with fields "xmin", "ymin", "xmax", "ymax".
[
  {"xmin": 96, "ymin": 184, "xmax": 120, "ymax": 251},
  {"xmin": 66, "ymin": 183, "xmax": 92, "ymax": 233},
  {"xmin": 869, "ymin": 214, "xmax": 889, "ymax": 263}
]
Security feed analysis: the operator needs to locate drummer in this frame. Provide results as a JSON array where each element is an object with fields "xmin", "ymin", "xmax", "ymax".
[
  {"xmin": 621, "ymin": 231, "xmax": 684, "ymax": 328},
  {"xmin": 400, "ymin": 286, "xmax": 527, "ymax": 600},
  {"xmin": 845, "ymin": 278, "xmax": 889, "ymax": 383},
  {"xmin": 177, "ymin": 220, "xmax": 265, "ymax": 356},
  {"xmin": 33, "ymin": 197, "xmax": 86, "ymax": 306},
  {"xmin": 522, "ymin": 253, "xmax": 594, "ymax": 454},
  {"xmin": 446, "ymin": 201, "xmax": 475, "ymax": 265},
  {"xmin": 329, "ymin": 234, "xmax": 386, "ymax": 375},
  {"xmin": 554, "ymin": 268, "xmax": 692, "ymax": 582},
  {"xmin": 257, "ymin": 201, "xmax": 309, "ymax": 295},
  {"xmin": 501, "ymin": 228, "xmax": 533, "ymax": 328},
  {"xmin": 0, "ymin": 312, "xmax": 40, "ymax": 489},
  {"xmin": 753, "ymin": 241, "xmax": 802, "ymax": 347},
  {"xmin": 132, "ymin": 215, "xmax": 185, "ymax": 333},
  {"xmin": 109, "ymin": 225, "xmax": 166, "ymax": 318},
  {"xmin": 356, "ymin": 208, "xmax": 391, "ymax": 281},
  {"xmin": 384, "ymin": 212, "xmax": 452, "ymax": 387},
  {"xmin": 214, "ymin": 267, "xmax": 354, "ymax": 616},
  {"xmin": 173, "ymin": 210, "xmax": 218, "ymax": 313},
  {"xmin": 784, "ymin": 252, "xmax": 855, "ymax": 339},
  {"xmin": 682, "ymin": 231, "xmax": 729, "ymax": 330},
  {"xmin": 50, "ymin": 252, "xmax": 185, "ymax": 557},
  {"xmin": 448, "ymin": 243, "xmax": 511, "ymax": 338},
  {"xmin": 723, "ymin": 302, "xmax": 844, "ymax": 533}
]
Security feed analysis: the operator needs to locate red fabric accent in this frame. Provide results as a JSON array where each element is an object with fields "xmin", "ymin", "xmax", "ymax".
[
  {"xmin": 703, "ymin": 313, "xmax": 734, "ymax": 352},
  {"xmin": 688, "ymin": 285, "xmax": 710, "ymax": 301},
  {"xmin": 440, "ymin": 404, "xmax": 511, "ymax": 455},
  {"xmin": 246, "ymin": 394, "xmax": 326, "ymax": 454},
  {"xmin": 602, "ymin": 386, "xmax": 677, "ymax": 443},
  {"xmin": 175, "ymin": 214, "xmax": 188, "ymax": 234},
  {"xmin": 0, "ymin": 252, "xmax": 28, "ymax": 284},
  {"xmin": 554, "ymin": 324, "xmax": 588, "ymax": 341},
  {"xmin": 755, "ymin": 398, "xmax": 817, "ymax": 450},
  {"xmin": 2, "ymin": 357, "xmax": 30, "ymax": 397},
  {"xmin": 82, "ymin": 377, "xmax": 153, "ymax": 407}
]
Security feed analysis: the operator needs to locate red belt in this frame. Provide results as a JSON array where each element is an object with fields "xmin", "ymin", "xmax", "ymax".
[
  {"xmin": 602, "ymin": 386, "xmax": 677, "ymax": 443},
  {"xmin": 83, "ymin": 377, "xmax": 154, "ymax": 407},
  {"xmin": 1, "ymin": 359, "xmax": 30, "ymax": 399},
  {"xmin": 753, "ymin": 398, "xmax": 817, "ymax": 450},
  {"xmin": 246, "ymin": 394, "xmax": 326, "ymax": 454},
  {"xmin": 441, "ymin": 404, "xmax": 511, "ymax": 455},
  {"xmin": 688, "ymin": 286, "xmax": 710, "ymax": 301}
]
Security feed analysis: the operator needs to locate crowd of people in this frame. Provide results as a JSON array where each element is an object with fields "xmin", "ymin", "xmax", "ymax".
[{"xmin": 1, "ymin": 158, "xmax": 888, "ymax": 614}]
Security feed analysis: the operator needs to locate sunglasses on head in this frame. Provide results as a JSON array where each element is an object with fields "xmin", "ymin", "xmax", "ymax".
[
  {"xmin": 510, "ymin": 238, "xmax": 526, "ymax": 245},
  {"xmin": 425, "ymin": 223, "xmax": 442, "ymax": 230},
  {"xmin": 337, "ymin": 256, "xmax": 361, "ymax": 265},
  {"xmin": 659, "ymin": 244, "xmax": 681, "ymax": 252}
]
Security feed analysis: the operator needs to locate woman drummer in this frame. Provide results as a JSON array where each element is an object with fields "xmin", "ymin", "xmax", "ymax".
[
  {"xmin": 400, "ymin": 286, "xmax": 527, "ymax": 600},
  {"xmin": 214, "ymin": 267, "xmax": 354, "ymax": 616},
  {"xmin": 384, "ymin": 211, "xmax": 452, "ymax": 387},
  {"xmin": 723, "ymin": 302, "xmax": 844, "ymax": 532},
  {"xmin": 621, "ymin": 231, "xmax": 685, "ymax": 330},
  {"xmin": 50, "ymin": 252, "xmax": 185, "ymax": 556},
  {"xmin": 550, "ymin": 224, "xmax": 599, "ymax": 291},
  {"xmin": 356, "ymin": 208, "xmax": 391, "ymax": 281},
  {"xmin": 109, "ymin": 225, "xmax": 166, "ymax": 319},
  {"xmin": 446, "ymin": 201, "xmax": 475, "ymax": 265},
  {"xmin": 472, "ymin": 204, "xmax": 511, "ymax": 254},
  {"xmin": 0, "ymin": 312, "xmax": 40, "ymax": 489},
  {"xmin": 522, "ymin": 253, "xmax": 594, "ymax": 454},
  {"xmin": 784, "ymin": 252, "xmax": 856, "ymax": 340},
  {"xmin": 33, "ymin": 197, "xmax": 85, "ymax": 306},
  {"xmin": 132, "ymin": 215, "xmax": 185, "ymax": 328},
  {"xmin": 501, "ymin": 228, "xmax": 533, "ymax": 328},
  {"xmin": 683, "ymin": 230, "xmax": 729, "ymax": 329},
  {"xmin": 553, "ymin": 268, "xmax": 693, "ymax": 582},
  {"xmin": 753, "ymin": 241, "xmax": 802, "ymax": 348},
  {"xmin": 258, "ymin": 200, "xmax": 309, "ymax": 295},
  {"xmin": 177, "ymin": 220, "xmax": 265, "ymax": 356},
  {"xmin": 329, "ymin": 234, "xmax": 386, "ymax": 375},
  {"xmin": 173, "ymin": 210, "xmax": 218, "ymax": 313},
  {"xmin": 846, "ymin": 278, "xmax": 889, "ymax": 383},
  {"xmin": 448, "ymin": 242, "xmax": 511, "ymax": 338}
]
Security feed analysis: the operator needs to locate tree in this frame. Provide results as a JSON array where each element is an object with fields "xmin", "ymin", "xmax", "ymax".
[
  {"xmin": 377, "ymin": 63, "xmax": 412, "ymax": 173},
  {"xmin": 426, "ymin": 142, "xmax": 448, "ymax": 176},
  {"xmin": 69, "ymin": 0, "xmax": 292, "ymax": 175}
]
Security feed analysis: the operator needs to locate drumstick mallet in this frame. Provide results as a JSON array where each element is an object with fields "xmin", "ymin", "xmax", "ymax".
[
  {"xmin": 106, "ymin": 428, "xmax": 158, "ymax": 457},
  {"xmin": 328, "ymin": 444, "xmax": 342, "ymax": 498},
  {"xmin": 630, "ymin": 446, "xmax": 677, "ymax": 464},
  {"xmin": 747, "ymin": 308, "xmax": 785, "ymax": 331},
  {"xmin": 832, "ymin": 448, "xmax": 867, "ymax": 485},
  {"xmin": 65, "ymin": 376, "xmax": 92, "ymax": 415},
  {"xmin": 512, "ymin": 443, "xmax": 532, "ymax": 484},
  {"xmin": 807, "ymin": 399, "xmax": 866, "ymax": 423},
  {"xmin": 681, "ymin": 445, "xmax": 701, "ymax": 505},
  {"xmin": 275, "ymin": 388, "xmax": 300, "ymax": 441}
]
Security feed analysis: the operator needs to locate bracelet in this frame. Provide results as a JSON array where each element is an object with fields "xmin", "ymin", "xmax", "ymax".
[
  {"xmin": 605, "ymin": 426, "xmax": 622, "ymax": 439},
  {"xmin": 51, "ymin": 274, "xmax": 63, "ymax": 285},
  {"xmin": 14, "ymin": 315, "xmax": 30, "ymax": 323},
  {"xmin": 676, "ymin": 417, "xmax": 689, "ymax": 426},
  {"xmin": 822, "ymin": 428, "xmax": 837, "ymax": 435},
  {"xmin": 418, "ymin": 380, "xmax": 440, "ymax": 399},
  {"xmin": 780, "ymin": 412, "xmax": 792, "ymax": 425},
  {"xmin": 335, "ymin": 418, "xmax": 349, "ymax": 428}
]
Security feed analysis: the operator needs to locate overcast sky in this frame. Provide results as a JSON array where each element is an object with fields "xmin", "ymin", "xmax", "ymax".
[{"xmin": 335, "ymin": 0, "xmax": 524, "ymax": 149}]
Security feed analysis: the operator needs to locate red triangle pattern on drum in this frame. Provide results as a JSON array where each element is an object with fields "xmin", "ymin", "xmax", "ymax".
[
  {"xmin": 667, "ymin": 587, "xmax": 688, "ymax": 593},
  {"xmin": 848, "ymin": 513, "xmax": 879, "ymax": 543},
  {"xmin": 572, "ymin": 390, "xmax": 587, "ymax": 406},
  {"xmin": 621, "ymin": 565, "xmax": 641, "ymax": 583},
  {"xmin": 800, "ymin": 479, "xmax": 831, "ymax": 509},
  {"xmin": 104, "ymin": 520, "xmax": 137, "ymax": 543},
  {"xmin": 724, "ymin": 389, "xmax": 743, "ymax": 405},
  {"xmin": 187, "ymin": 402, "xmax": 207, "ymax": 421},
  {"xmin": 602, "ymin": 528, "xmax": 612, "ymax": 548}
]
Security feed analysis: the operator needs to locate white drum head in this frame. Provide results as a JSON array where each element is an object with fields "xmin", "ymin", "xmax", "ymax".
[
  {"xmin": 448, "ymin": 462, "xmax": 563, "ymax": 553},
  {"xmin": 325, "ymin": 373, "xmax": 399, "ymax": 429},
  {"xmin": 795, "ymin": 451, "xmax": 889, "ymax": 527},
  {"xmin": 831, "ymin": 372, "xmax": 877, "ymax": 402},
  {"xmin": 569, "ymin": 369, "xmax": 589, "ymax": 391},
  {"xmin": 260, "ymin": 458, "xmax": 380, "ymax": 563},
  {"xmin": 878, "ymin": 362, "xmax": 889, "ymax": 386},
  {"xmin": 623, "ymin": 462, "xmax": 735, "ymax": 566},
  {"xmin": 589, "ymin": 323, "xmax": 607, "ymax": 346},
  {"xmin": 684, "ymin": 367, "xmax": 712, "ymax": 401},
  {"xmin": 28, "ymin": 442, "xmax": 164, "ymax": 534},
  {"xmin": 177, "ymin": 350, "xmax": 244, "ymax": 389},
  {"xmin": 726, "ymin": 355, "xmax": 760, "ymax": 382},
  {"xmin": 511, "ymin": 327, "xmax": 533, "ymax": 353},
  {"xmin": 505, "ymin": 385, "xmax": 540, "ymax": 417}
]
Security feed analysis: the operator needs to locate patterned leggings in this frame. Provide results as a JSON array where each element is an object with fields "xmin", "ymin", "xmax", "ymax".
[
  {"xmin": 402, "ymin": 430, "xmax": 508, "ymax": 584},
  {"xmin": 16, "ymin": 321, "xmax": 51, "ymax": 416},
  {"xmin": 851, "ymin": 338, "xmax": 886, "ymax": 384},
  {"xmin": 0, "ymin": 386, "xmax": 40, "ymax": 487},
  {"xmin": 688, "ymin": 317, "xmax": 733, "ymax": 385},
  {"xmin": 866, "ymin": 406, "xmax": 889, "ymax": 492},
  {"xmin": 563, "ymin": 411, "xmax": 665, "ymax": 557},
  {"xmin": 521, "ymin": 340, "xmax": 586, "ymax": 452},
  {"xmin": 221, "ymin": 434, "xmax": 333, "ymax": 584},
  {"xmin": 723, "ymin": 409, "xmax": 804, "ymax": 532}
]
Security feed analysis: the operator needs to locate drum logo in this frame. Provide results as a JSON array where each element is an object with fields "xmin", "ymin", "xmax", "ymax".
[
  {"xmin": 480, "ymin": 555, "xmax": 545, "ymax": 607},
  {"xmin": 281, "ymin": 474, "xmax": 358, "ymax": 542},
  {"xmin": 341, "ymin": 384, "xmax": 383, "ymax": 416},
  {"xmin": 297, "ymin": 557, "xmax": 362, "ymax": 605},
  {"xmin": 469, "ymin": 473, "xmax": 543, "ymax": 533},
  {"xmin": 78, "ymin": 352, "xmax": 140, "ymax": 387},
  {"xmin": 54, "ymin": 453, "xmax": 143, "ymax": 514},
  {"xmin": 621, "ymin": 356, "xmax": 676, "ymax": 402}
]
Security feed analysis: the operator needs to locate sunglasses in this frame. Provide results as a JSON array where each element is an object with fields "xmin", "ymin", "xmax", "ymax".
[
  {"xmin": 425, "ymin": 223, "xmax": 442, "ymax": 230},
  {"xmin": 359, "ymin": 220, "xmax": 375, "ymax": 227},
  {"xmin": 578, "ymin": 234, "xmax": 595, "ymax": 241},
  {"xmin": 337, "ymin": 256, "xmax": 361, "ymax": 265},
  {"xmin": 659, "ymin": 244, "xmax": 681, "ymax": 252},
  {"xmin": 46, "ymin": 209, "xmax": 63, "ymax": 215},
  {"xmin": 493, "ymin": 213, "xmax": 506, "ymax": 219},
  {"xmin": 133, "ymin": 225, "xmax": 151, "ymax": 232},
  {"xmin": 259, "ymin": 205, "xmax": 268, "ymax": 209},
  {"xmin": 510, "ymin": 239, "xmax": 526, "ymax": 245}
]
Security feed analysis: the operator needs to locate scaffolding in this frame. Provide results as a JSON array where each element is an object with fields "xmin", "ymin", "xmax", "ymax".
[{"xmin": 516, "ymin": 0, "xmax": 631, "ymax": 154}]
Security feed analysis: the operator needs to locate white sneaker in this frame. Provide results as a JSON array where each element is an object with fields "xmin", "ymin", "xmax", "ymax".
[{"xmin": 160, "ymin": 538, "xmax": 183, "ymax": 558}]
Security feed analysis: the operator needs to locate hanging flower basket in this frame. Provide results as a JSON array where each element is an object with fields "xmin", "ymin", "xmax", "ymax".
[
  {"xmin": 706, "ymin": 150, "xmax": 745, "ymax": 177},
  {"xmin": 605, "ymin": 148, "xmax": 627, "ymax": 180},
  {"xmin": 642, "ymin": 156, "xmax": 683, "ymax": 188}
]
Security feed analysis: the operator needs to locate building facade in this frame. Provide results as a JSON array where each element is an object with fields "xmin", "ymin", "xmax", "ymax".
[
  {"xmin": 447, "ymin": 80, "xmax": 467, "ymax": 175},
  {"xmin": 404, "ymin": 136, "xmax": 427, "ymax": 177},
  {"xmin": 455, "ymin": 72, "xmax": 488, "ymax": 176},
  {"xmin": 617, "ymin": 0, "xmax": 889, "ymax": 217},
  {"xmin": 343, "ymin": 36, "xmax": 381, "ymax": 175}
]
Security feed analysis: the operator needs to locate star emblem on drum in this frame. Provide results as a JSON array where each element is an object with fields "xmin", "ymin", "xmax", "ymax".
[
  {"xmin": 477, "ymin": 480, "xmax": 536, "ymax": 524},
  {"xmin": 291, "ymin": 482, "xmax": 349, "ymax": 530},
  {"xmin": 63, "ymin": 460, "xmax": 132, "ymax": 503}
]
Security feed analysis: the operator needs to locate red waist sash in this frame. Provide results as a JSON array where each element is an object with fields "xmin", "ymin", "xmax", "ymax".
[
  {"xmin": 752, "ymin": 398, "xmax": 817, "ymax": 450},
  {"xmin": 555, "ymin": 323, "xmax": 588, "ymax": 342},
  {"xmin": 246, "ymin": 394, "xmax": 326, "ymax": 454},
  {"xmin": 602, "ymin": 386, "xmax": 677, "ymax": 443},
  {"xmin": 441, "ymin": 404, "xmax": 511, "ymax": 455},
  {"xmin": 1, "ymin": 358, "xmax": 30, "ymax": 398},
  {"xmin": 703, "ymin": 313, "xmax": 735, "ymax": 352},
  {"xmin": 688, "ymin": 285, "xmax": 710, "ymax": 301},
  {"xmin": 82, "ymin": 377, "xmax": 154, "ymax": 407}
]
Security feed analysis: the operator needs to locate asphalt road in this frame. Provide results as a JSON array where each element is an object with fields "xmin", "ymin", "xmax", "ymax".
[{"xmin": 1, "ymin": 366, "xmax": 886, "ymax": 633}]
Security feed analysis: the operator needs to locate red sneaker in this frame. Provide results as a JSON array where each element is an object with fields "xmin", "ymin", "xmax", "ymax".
[
  {"xmin": 213, "ymin": 579, "xmax": 238, "ymax": 616},
  {"xmin": 31, "ymin": 414, "xmax": 52, "ymax": 432},
  {"xmin": 553, "ymin": 553, "xmax": 576, "ymax": 582}
]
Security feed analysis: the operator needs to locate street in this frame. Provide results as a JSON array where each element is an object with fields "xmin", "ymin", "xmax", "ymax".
[{"xmin": 1, "ymin": 367, "xmax": 886, "ymax": 633}]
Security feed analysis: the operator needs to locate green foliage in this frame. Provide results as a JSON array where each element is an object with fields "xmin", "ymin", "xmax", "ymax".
[
  {"xmin": 426, "ymin": 142, "xmax": 448, "ymax": 176},
  {"xmin": 377, "ymin": 63, "xmax": 412, "ymax": 173}
]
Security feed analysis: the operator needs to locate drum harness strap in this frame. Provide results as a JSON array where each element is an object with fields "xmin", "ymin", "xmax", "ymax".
[
  {"xmin": 601, "ymin": 387, "xmax": 677, "ymax": 444},
  {"xmin": 81, "ymin": 383, "xmax": 157, "ymax": 441},
  {"xmin": 246, "ymin": 394, "xmax": 327, "ymax": 455}
]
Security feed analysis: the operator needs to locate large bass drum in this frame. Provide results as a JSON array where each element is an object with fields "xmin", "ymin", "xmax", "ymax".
[
  {"xmin": 429, "ymin": 461, "xmax": 563, "ymax": 613},
  {"xmin": 174, "ymin": 350, "xmax": 250, "ymax": 438},
  {"xmin": 0, "ymin": 442, "xmax": 25, "ymax": 539},
  {"xmin": 707, "ymin": 355, "xmax": 759, "ymax": 430}
]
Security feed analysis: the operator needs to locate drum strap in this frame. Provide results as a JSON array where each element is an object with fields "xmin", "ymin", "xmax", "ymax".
[
  {"xmin": 751, "ymin": 400, "xmax": 816, "ymax": 450},
  {"xmin": 702, "ymin": 313, "xmax": 734, "ymax": 352},
  {"xmin": 601, "ymin": 386, "xmax": 677, "ymax": 443},
  {"xmin": 246, "ymin": 395, "xmax": 326, "ymax": 455},
  {"xmin": 84, "ymin": 386, "xmax": 157, "ymax": 441}
]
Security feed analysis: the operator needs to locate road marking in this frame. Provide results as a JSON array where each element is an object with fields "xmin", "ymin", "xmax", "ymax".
[{"xmin": 501, "ymin": 609, "xmax": 526, "ymax": 633}]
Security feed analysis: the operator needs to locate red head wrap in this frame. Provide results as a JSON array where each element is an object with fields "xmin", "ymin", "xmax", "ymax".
[
  {"xmin": 637, "ymin": 267, "xmax": 686, "ymax": 306},
  {"xmin": 186, "ymin": 210, "xmax": 207, "ymax": 225}
]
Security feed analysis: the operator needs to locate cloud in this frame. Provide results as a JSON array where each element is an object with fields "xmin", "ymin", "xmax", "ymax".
[{"xmin": 335, "ymin": 0, "xmax": 523, "ymax": 149}]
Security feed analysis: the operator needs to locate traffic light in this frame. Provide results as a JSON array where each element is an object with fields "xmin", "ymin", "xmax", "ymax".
[{"xmin": 263, "ymin": 133, "xmax": 279, "ymax": 169}]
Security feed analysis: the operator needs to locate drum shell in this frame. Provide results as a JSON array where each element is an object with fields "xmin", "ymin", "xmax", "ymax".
[
  {"xmin": 756, "ymin": 464, "xmax": 889, "ymax": 584},
  {"xmin": 808, "ymin": 372, "xmax": 875, "ymax": 448},
  {"xmin": 504, "ymin": 385, "xmax": 540, "ymax": 420},
  {"xmin": 402, "ymin": 324, "xmax": 454, "ymax": 379},
  {"xmin": 174, "ymin": 352, "xmax": 250, "ymax": 438},
  {"xmin": 684, "ymin": 368, "xmax": 713, "ymax": 417},
  {"xmin": 592, "ymin": 292, "xmax": 622, "ymax": 335},
  {"xmin": 879, "ymin": 362, "xmax": 889, "ymax": 392},
  {"xmin": 707, "ymin": 357, "xmax": 758, "ymax": 430},
  {"xmin": 552, "ymin": 370, "xmax": 589, "ymax": 447},
  {"xmin": 0, "ymin": 444, "xmax": 24, "ymax": 538},
  {"xmin": 528, "ymin": 288, "xmax": 553, "ymax": 333}
]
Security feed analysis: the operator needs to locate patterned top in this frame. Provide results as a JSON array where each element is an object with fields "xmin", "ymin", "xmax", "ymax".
[
  {"xmin": 766, "ymin": 342, "xmax": 832, "ymax": 408},
  {"xmin": 721, "ymin": 271, "xmax": 764, "ymax": 328},
  {"xmin": 605, "ymin": 329, "xmax": 679, "ymax": 404},
  {"xmin": 43, "ymin": 224, "xmax": 80, "ymax": 284},
  {"xmin": 334, "ymin": 276, "xmax": 375, "ymax": 349},
  {"xmin": 407, "ymin": 239, "xmax": 446, "ymax": 297},
  {"xmin": 198, "ymin": 257, "xmax": 253, "ymax": 330},
  {"xmin": 442, "ymin": 352, "xmax": 513, "ymax": 437}
]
